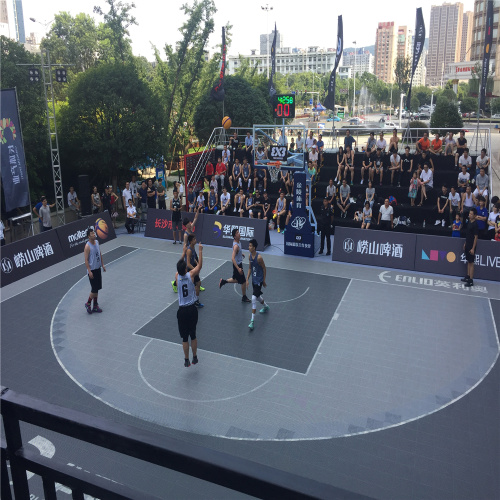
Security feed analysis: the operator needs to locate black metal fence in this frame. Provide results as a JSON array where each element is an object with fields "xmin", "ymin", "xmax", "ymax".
[{"xmin": 1, "ymin": 386, "xmax": 371, "ymax": 500}]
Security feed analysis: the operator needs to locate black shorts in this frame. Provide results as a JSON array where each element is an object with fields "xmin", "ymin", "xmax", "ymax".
[
  {"xmin": 252, "ymin": 282, "xmax": 263, "ymax": 298},
  {"xmin": 232, "ymin": 263, "xmax": 246, "ymax": 284},
  {"xmin": 177, "ymin": 304, "xmax": 198, "ymax": 342},
  {"xmin": 172, "ymin": 217, "xmax": 182, "ymax": 231},
  {"xmin": 464, "ymin": 247, "xmax": 475, "ymax": 263},
  {"xmin": 88, "ymin": 268, "xmax": 102, "ymax": 293},
  {"xmin": 194, "ymin": 274, "xmax": 200, "ymax": 284}
]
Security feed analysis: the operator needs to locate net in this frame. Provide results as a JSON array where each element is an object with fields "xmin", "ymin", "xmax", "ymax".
[{"xmin": 268, "ymin": 162, "xmax": 281, "ymax": 183}]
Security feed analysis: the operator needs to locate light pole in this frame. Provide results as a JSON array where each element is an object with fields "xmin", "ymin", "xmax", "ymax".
[
  {"xmin": 399, "ymin": 93, "xmax": 406, "ymax": 128},
  {"xmin": 353, "ymin": 41, "xmax": 356, "ymax": 117},
  {"xmin": 261, "ymin": 4, "xmax": 273, "ymax": 79}
]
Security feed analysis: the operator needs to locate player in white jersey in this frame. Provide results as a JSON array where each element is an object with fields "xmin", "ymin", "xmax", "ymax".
[
  {"xmin": 84, "ymin": 227, "xmax": 106, "ymax": 314},
  {"xmin": 218, "ymin": 228, "xmax": 251, "ymax": 302},
  {"xmin": 176, "ymin": 241, "xmax": 203, "ymax": 367}
]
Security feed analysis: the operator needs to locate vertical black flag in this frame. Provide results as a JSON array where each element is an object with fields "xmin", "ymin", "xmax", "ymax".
[
  {"xmin": 480, "ymin": 0, "xmax": 494, "ymax": 112},
  {"xmin": 210, "ymin": 27, "xmax": 226, "ymax": 102},
  {"xmin": 1, "ymin": 88, "xmax": 30, "ymax": 212},
  {"xmin": 269, "ymin": 24, "xmax": 277, "ymax": 97},
  {"xmin": 406, "ymin": 8, "xmax": 425, "ymax": 112},
  {"xmin": 324, "ymin": 16, "xmax": 343, "ymax": 111}
]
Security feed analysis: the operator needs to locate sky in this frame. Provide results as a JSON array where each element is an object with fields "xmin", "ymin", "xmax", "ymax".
[{"xmin": 21, "ymin": 0, "xmax": 475, "ymax": 60}]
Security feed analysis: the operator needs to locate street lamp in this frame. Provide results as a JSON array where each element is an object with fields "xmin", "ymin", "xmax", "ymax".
[
  {"xmin": 399, "ymin": 93, "xmax": 406, "ymax": 128},
  {"xmin": 353, "ymin": 41, "xmax": 356, "ymax": 117},
  {"xmin": 261, "ymin": 4, "xmax": 273, "ymax": 79}
]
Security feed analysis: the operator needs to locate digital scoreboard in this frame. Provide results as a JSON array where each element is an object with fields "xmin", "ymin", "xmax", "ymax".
[{"xmin": 272, "ymin": 94, "xmax": 296, "ymax": 119}]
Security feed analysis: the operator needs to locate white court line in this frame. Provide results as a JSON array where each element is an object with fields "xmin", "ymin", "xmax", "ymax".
[
  {"xmin": 138, "ymin": 339, "xmax": 279, "ymax": 403},
  {"xmin": 305, "ymin": 280, "xmax": 353, "ymax": 376},
  {"xmin": 232, "ymin": 283, "xmax": 310, "ymax": 304}
]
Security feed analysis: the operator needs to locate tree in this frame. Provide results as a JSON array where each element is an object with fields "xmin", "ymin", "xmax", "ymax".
[
  {"xmin": 58, "ymin": 63, "xmax": 162, "ymax": 186},
  {"xmin": 193, "ymin": 75, "xmax": 273, "ymax": 144},
  {"xmin": 491, "ymin": 97, "xmax": 500, "ymax": 115},
  {"xmin": 414, "ymin": 86, "xmax": 432, "ymax": 106},
  {"xmin": 410, "ymin": 95, "xmax": 420, "ymax": 111},
  {"xmin": 430, "ymin": 98, "xmax": 463, "ymax": 136},
  {"xmin": 460, "ymin": 97, "xmax": 477, "ymax": 115},
  {"xmin": 394, "ymin": 56, "xmax": 411, "ymax": 94}
]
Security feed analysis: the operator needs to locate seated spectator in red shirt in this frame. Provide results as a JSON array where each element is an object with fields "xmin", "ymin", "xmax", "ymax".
[
  {"xmin": 215, "ymin": 157, "xmax": 226, "ymax": 189},
  {"xmin": 416, "ymin": 132, "xmax": 430, "ymax": 154},
  {"xmin": 430, "ymin": 133, "xmax": 443, "ymax": 155}
]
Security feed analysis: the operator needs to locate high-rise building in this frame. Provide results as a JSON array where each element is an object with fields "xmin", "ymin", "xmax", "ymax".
[
  {"xmin": 460, "ymin": 11, "xmax": 474, "ymax": 61},
  {"xmin": 0, "ymin": 0, "xmax": 9, "ymax": 38},
  {"xmin": 397, "ymin": 26, "xmax": 413, "ymax": 60},
  {"xmin": 426, "ymin": 3, "xmax": 464, "ymax": 86},
  {"xmin": 12, "ymin": 0, "xmax": 25, "ymax": 43},
  {"xmin": 375, "ymin": 22, "xmax": 398, "ymax": 83},
  {"xmin": 342, "ymin": 48, "xmax": 374, "ymax": 75},
  {"xmin": 260, "ymin": 29, "xmax": 282, "ymax": 55}
]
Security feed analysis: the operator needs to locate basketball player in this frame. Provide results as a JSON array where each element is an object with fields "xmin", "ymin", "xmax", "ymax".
[
  {"xmin": 84, "ymin": 227, "xmax": 106, "ymax": 314},
  {"xmin": 246, "ymin": 239, "xmax": 269, "ymax": 330},
  {"xmin": 186, "ymin": 234, "xmax": 204, "ymax": 307},
  {"xmin": 219, "ymin": 228, "xmax": 251, "ymax": 303},
  {"xmin": 170, "ymin": 190, "xmax": 182, "ymax": 244},
  {"xmin": 171, "ymin": 212, "xmax": 199, "ymax": 293},
  {"xmin": 176, "ymin": 241, "xmax": 203, "ymax": 367}
]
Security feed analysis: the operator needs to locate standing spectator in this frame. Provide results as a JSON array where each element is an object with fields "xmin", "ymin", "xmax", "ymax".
[
  {"xmin": 365, "ymin": 132, "xmax": 376, "ymax": 153},
  {"xmin": 122, "ymin": 182, "xmax": 132, "ymax": 211},
  {"xmin": 401, "ymin": 146, "xmax": 414, "ymax": 183},
  {"xmin": 230, "ymin": 131, "xmax": 239, "ymax": 162},
  {"xmin": 376, "ymin": 132, "xmax": 387, "ymax": 153},
  {"xmin": 455, "ymin": 130, "xmax": 467, "ymax": 168},
  {"xmin": 365, "ymin": 180, "xmax": 376, "ymax": 208},
  {"xmin": 435, "ymin": 185, "xmax": 450, "ymax": 227},
  {"xmin": 221, "ymin": 144, "xmax": 230, "ymax": 165},
  {"xmin": 344, "ymin": 129, "xmax": 356, "ymax": 151},
  {"xmin": 125, "ymin": 199, "xmax": 138, "ymax": 234},
  {"xmin": 475, "ymin": 196, "xmax": 488, "ymax": 239},
  {"xmin": 245, "ymin": 131, "xmax": 254, "ymax": 161},
  {"xmin": 444, "ymin": 132, "xmax": 456, "ymax": 156},
  {"xmin": 91, "ymin": 186, "xmax": 102, "ymax": 214},
  {"xmin": 32, "ymin": 196, "xmax": 45, "ymax": 234},
  {"xmin": 229, "ymin": 159, "xmax": 241, "ymax": 191},
  {"xmin": 448, "ymin": 186, "xmax": 461, "ymax": 226},
  {"xmin": 187, "ymin": 186, "xmax": 195, "ymax": 212},
  {"xmin": 171, "ymin": 191, "xmax": 183, "ymax": 243},
  {"xmin": 205, "ymin": 160, "xmax": 214, "ymax": 179},
  {"xmin": 67, "ymin": 187, "xmax": 81, "ymax": 216},
  {"xmin": 458, "ymin": 148, "xmax": 472, "ymax": 173},
  {"xmin": 461, "ymin": 185, "xmax": 475, "ymax": 222},
  {"xmin": 207, "ymin": 186, "xmax": 218, "ymax": 214},
  {"xmin": 361, "ymin": 202, "xmax": 373, "ymax": 229},
  {"xmin": 457, "ymin": 165, "xmax": 470, "ymax": 194},
  {"xmin": 388, "ymin": 128, "xmax": 399, "ymax": 154},
  {"xmin": 334, "ymin": 146, "xmax": 345, "ymax": 183},
  {"xmin": 137, "ymin": 182, "xmax": 147, "ymax": 215},
  {"xmin": 473, "ymin": 167, "xmax": 489, "ymax": 204},
  {"xmin": 157, "ymin": 180, "xmax": 166, "ymax": 209},
  {"xmin": 39, "ymin": 198, "xmax": 55, "ymax": 231},
  {"xmin": 416, "ymin": 132, "xmax": 430, "ymax": 154},
  {"xmin": 130, "ymin": 174, "xmax": 139, "ymax": 209},
  {"xmin": 326, "ymin": 179, "xmax": 336, "ymax": 204},
  {"xmin": 175, "ymin": 180, "xmax": 184, "ymax": 202},
  {"xmin": 418, "ymin": 163, "xmax": 433, "ymax": 206},
  {"xmin": 430, "ymin": 133, "xmax": 443, "ymax": 155},
  {"xmin": 317, "ymin": 134, "xmax": 325, "ymax": 165},
  {"xmin": 337, "ymin": 179, "xmax": 351, "ymax": 218},
  {"xmin": 318, "ymin": 197, "xmax": 333, "ymax": 255},
  {"xmin": 233, "ymin": 188, "xmax": 246, "ymax": 216},
  {"xmin": 377, "ymin": 198, "xmax": 394, "ymax": 230},
  {"xmin": 101, "ymin": 186, "xmax": 112, "ymax": 213},
  {"xmin": 274, "ymin": 191, "xmax": 287, "ymax": 232},
  {"xmin": 344, "ymin": 145, "xmax": 354, "ymax": 185},
  {"xmin": 461, "ymin": 208, "xmax": 478, "ymax": 287},
  {"xmin": 296, "ymin": 131, "xmax": 304, "ymax": 152},
  {"xmin": 215, "ymin": 157, "xmax": 227, "ymax": 190},
  {"xmin": 147, "ymin": 179, "xmax": 157, "ymax": 210},
  {"xmin": 408, "ymin": 171, "xmax": 419, "ymax": 206},
  {"xmin": 487, "ymin": 202, "xmax": 499, "ymax": 238},
  {"xmin": 388, "ymin": 150, "xmax": 402, "ymax": 187},
  {"xmin": 452, "ymin": 212, "xmax": 462, "ymax": 237},
  {"xmin": 360, "ymin": 149, "xmax": 372, "ymax": 185},
  {"xmin": 241, "ymin": 158, "xmax": 252, "ymax": 192},
  {"xmin": 219, "ymin": 187, "xmax": 231, "ymax": 215}
]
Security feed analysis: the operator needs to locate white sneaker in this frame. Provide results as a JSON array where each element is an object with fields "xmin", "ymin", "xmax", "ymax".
[
  {"xmin": 360, "ymin": 179, "xmax": 364, "ymax": 185},
  {"xmin": 434, "ymin": 220, "xmax": 441, "ymax": 225},
  {"xmin": 233, "ymin": 207, "xmax": 236, "ymax": 212},
  {"xmin": 442, "ymin": 220, "xmax": 446, "ymax": 227}
]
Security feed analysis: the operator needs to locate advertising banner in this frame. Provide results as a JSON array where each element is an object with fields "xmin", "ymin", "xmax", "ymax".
[
  {"xmin": 332, "ymin": 227, "xmax": 416, "ymax": 270},
  {"xmin": 0, "ymin": 230, "xmax": 64, "ymax": 287},
  {"xmin": 268, "ymin": 23, "xmax": 277, "ymax": 97},
  {"xmin": 210, "ymin": 27, "xmax": 226, "ymax": 102},
  {"xmin": 324, "ymin": 15, "xmax": 343, "ymax": 112},
  {"xmin": 144, "ymin": 209, "xmax": 203, "ymax": 241},
  {"xmin": 415, "ymin": 234, "xmax": 500, "ymax": 281},
  {"xmin": 407, "ymin": 8, "xmax": 425, "ymax": 112},
  {"xmin": 56, "ymin": 211, "xmax": 116, "ymax": 260},
  {"xmin": 200, "ymin": 213, "xmax": 269, "ymax": 251}
]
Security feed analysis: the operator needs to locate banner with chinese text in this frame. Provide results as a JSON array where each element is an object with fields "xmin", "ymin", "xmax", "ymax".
[{"xmin": 144, "ymin": 209, "xmax": 202, "ymax": 241}]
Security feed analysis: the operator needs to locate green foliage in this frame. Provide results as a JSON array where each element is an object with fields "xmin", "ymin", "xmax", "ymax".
[
  {"xmin": 394, "ymin": 56, "xmax": 411, "ymax": 94},
  {"xmin": 430, "ymin": 99, "xmax": 463, "ymax": 136},
  {"xmin": 0, "ymin": 36, "xmax": 50, "ymax": 203},
  {"xmin": 403, "ymin": 120, "xmax": 429, "ymax": 144},
  {"xmin": 436, "ymin": 88, "xmax": 457, "ymax": 103},
  {"xmin": 410, "ymin": 96, "xmax": 420, "ymax": 111},
  {"xmin": 460, "ymin": 97, "xmax": 477, "ymax": 114},
  {"xmin": 193, "ymin": 75, "xmax": 273, "ymax": 143},
  {"xmin": 491, "ymin": 97, "xmax": 500, "ymax": 115},
  {"xmin": 413, "ymin": 86, "xmax": 432, "ymax": 106}
]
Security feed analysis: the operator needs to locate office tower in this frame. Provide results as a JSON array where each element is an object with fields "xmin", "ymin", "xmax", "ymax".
[
  {"xmin": 342, "ymin": 48, "xmax": 374, "ymax": 75},
  {"xmin": 12, "ymin": 0, "xmax": 25, "ymax": 43},
  {"xmin": 375, "ymin": 22, "xmax": 398, "ymax": 83},
  {"xmin": 260, "ymin": 29, "xmax": 282, "ymax": 55},
  {"xmin": 397, "ymin": 26, "xmax": 413, "ymax": 59},
  {"xmin": 461, "ymin": 11, "xmax": 474, "ymax": 61}
]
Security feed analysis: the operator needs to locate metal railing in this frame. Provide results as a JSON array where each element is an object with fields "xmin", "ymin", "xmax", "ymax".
[{"xmin": 1, "ymin": 386, "xmax": 356, "ymax": 500}]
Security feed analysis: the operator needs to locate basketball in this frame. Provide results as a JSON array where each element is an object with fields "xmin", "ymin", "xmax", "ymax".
[
  {"xmin": 95, "ymin": 218, "xmax": 109, "ymax": 240},
  {"xmin": 222, "ymin": 116, "xmax": 232, "ymax": 129}
]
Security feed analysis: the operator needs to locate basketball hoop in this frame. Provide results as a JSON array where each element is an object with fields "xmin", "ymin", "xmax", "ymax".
[{"xmin": 267, "ymin": 161, "xmax": 281, "ymax": 183}]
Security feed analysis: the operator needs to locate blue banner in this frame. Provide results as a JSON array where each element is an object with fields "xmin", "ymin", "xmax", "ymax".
[{"xmin": 1, "ymin": 89, "xmax": 30, "ymax": 211}]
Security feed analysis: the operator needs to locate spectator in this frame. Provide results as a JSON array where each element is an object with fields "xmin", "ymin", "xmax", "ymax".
[
  {"xmin": 475, "ymin": 196, "xmax": 488, "ymax": 239},
  {"xmin": 241, "ymin": 158, "xmax": 252, "ymax": 192},
  {"xmin": 461, "ymin": 185, "xmax": 475, "ymax": 222},
  {"xmin": 157, "ymin": 180, "xmax": 166, "ymax": 209},
  {"xmin": 365, "ymin": 132, "xmax": 376, "ymax": 153},
  {"xmin": 229, "ymin": 159, "xmax": 241, "ymax": 191},
  {"xmin": 219, "ymin": 187, "xmax": 231, "ymax": 215},
  {"xmin": 475, "ymin": 148, "xmax": 490, "ymax": 176},
  {"xmin": 495, "ymin": 210, "xmax": 500, "ymax": 242},
  {"xmin": 388, "ymin": 128, "xmax": 399, "ymax": 154},
  {"xmin": 195, "ymin": 191, "xmax": 205, "ymax": 213},
  {"xmin": 376, "ymin": 132, "xmax": 387, "ymax": 154},
  {"xmin": 0, "ymin": 219, "xmax": 5, "ymax": 246},
  {"xmin": 39, "ymin": 197, "xmax": 55, "ymax": 231},
  {"xmin": 256, "ymin": 146, "xmax": 267, "ymax": 163},
  {"xmin": 130, "ymin": 174, "xmax": 139, "ymax": 208},
  {"xmin": 229, "ymin": 131, "xmax": 239, "ymax": 161},
  {"xmin": 253, "ymin": 189, "xmax": 264, "ymax": 219},
  {"xmin": 147, "ymin": 179, "xmax": 157, "ymax": 210},
  {"xmin": 416, "ymin": 151, "xmax": 434, "ymax": 176},
  {"xmin": 207, "ymin": 185, "xmax": 218, "ymax": 214},
  {"xmin": 474, "ymin": 167, "xmax": 489, "ymax": 204},
  {"xmin": 344, "ymin": 145, "xmax": 354, "ymax": 185},
  {"xmin": 277, "ymin": 129, "xmax": 288, "ymax": 147},
  {"xmin": 215, "ymin": 157, "xmax": 227, "ymax": 189},
  {"xmin": 430, "ymin": 133, "xmax": 443, "ymax": 155},
  {"xmin": 125, "ymin": 199, "xmax": 138, "ymax": 234},
  {"xmin": 334, "ymin": 146, "xmax": 346, "ymax": 183},
  {"xmin": 365, "ymin": 180, "xmax": 376, "ymax": 208},
  {"xmin": 307, "ymin": 160, "xmax": 316, "ymax": 184},
  {"xmin": 360, "ymin": 149, "xmax": 372, "ymax": 185},
  {"xmin": 408, "ymin": 171, "xmax": 419, "ymax": 206},
  {"xmin": 92, "ymin": 186, "xmax": 102, "ymax": 214},
  {"xmin": 187, "ymin": 186, "xmax": 195, "ymax": 212},
  {"xmin": 254, "ymin": 166, "xmax": 268, "ymax": 193},
  {"xmin": 262, "ymin": 191, "xmax": 271, "ymax": 220},
  {"xmin": 122, "ymin": 182, "xmax": 132, "ymax": 211},
  {"xmin": 296, "ymin": 131, "xmax": 304, "ymax": 152},
  {"xmin": 244, "ymin": 190, "xmax": 255, "ymax": 217},
  {"xmin": 373, "ymin": 148, "xmax": 384, "ymax": 186},
  {"xmin": 461, "ymin": 207, "xmax": 478, "ymax": 287},
  {"xmin": 455, "ymin": 130, "xmax": 467, "ymax": 168},
  {"xmin": 137, "ymin": 182, "xmax": 147, "ymax": 215},
  {"xmin": 435, "ymin": 185, "xmax": 450, "ymax": 227},
  {"xmin": 284, "ymin": 199, "xmax": 293, "ymax": 231},
  {"xmin": 318, "ymin": 197, "xmax": 333, "ymax": 255},
  {"xmin": 401, "ymin": 146, "xmax": 414, "ymax": 184},
  {"xmin": 67, "ymin": 187, "xmax": 81, "ymax": 216},
  {"xmin": 205, "ymin": 160, "xmax": 214, "ymax": 179},
  {"xmin": 32, "ymin": 196, "xmax": 46, "ymax": 234},
  {"xmin": 326, "ymin": 179, "xmax": 336, "ymax": 204},
  {"xmin": 452, "ymin": 212, "xmax": 462, "ymax": 237},
  {"xmin": 309, "ymin": 140, "xmax": 319, "ymax": 169},
  {"xmin": 418, "ymin": 163, "xmax": 433, "ymax": 206},
  {"xmin": 274, "ymin": 191, "xmax": 287, "ymax": 232},
  {"xmin": 337, "ymin": 179, "xmax": 351, "ymax": 218},
  {"xmin": 388, "ymin": 150, "xmax": 402, "ymax": 187},
  {"xmin": 377, "ymin": 198, "xmax": 394, "ymax": 230},
  {"xmin": 289, "ymin": 138, "xmax": 296, "ymax": 152},
  {"xmin": 458, "ymin": 148, "xmax": 472, "ymax": 173},
  {"xmin": 361, "ymin": 201, "xmax": 373, "ymax": 229},
  {"xmin": 306, "ymin": 130, "xmax": 315, "ymax": 152},
  {"xmin": 457, "ymin": 165, "xmax": 470, "ymax": 194},
  {"xmin": 444, "ymin": 132, "xmax": 456, "ymax": 156},
  {"xmin": 416, "ymin": 132, "xmax": 430, "ymax": 154},
  {"xmin": 222, "ymin": 144, "xmax": 230, "ymax": 165},
  {"xmin": 344, "ymin": 129, "xmax": 356, "ymax": 150},
  {"xmin": 233, "ymin": 188, "xmax": 246, "ymax": 217},
  {"xmin": 245, "ymin": 131, "xmax": 254, "ymax": 161},
  {"xmin": 448, "ymin": 186, "xmax": 461, "ymax": 226},
  {"xmin": 317, "ymin": 134, "xmax": 325, "ymax": 165},
  {"xmin": 487, "ymin": 202, "xmax": 499, "ymax": 238},
  {"xmin": 210, "ymin": 175, "xmax": 218, "ymax": 194},
  {"xmin": 102, "ymin": 186, "xmax": 112, "ymax": 213}
]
